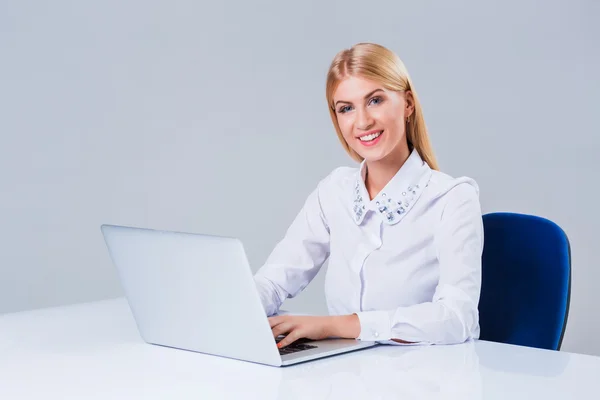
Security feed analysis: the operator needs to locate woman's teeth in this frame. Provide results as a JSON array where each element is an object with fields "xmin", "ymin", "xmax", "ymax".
[{"xmin": 359, "ymin": 131, "xmax": 382, "ymax": 142}]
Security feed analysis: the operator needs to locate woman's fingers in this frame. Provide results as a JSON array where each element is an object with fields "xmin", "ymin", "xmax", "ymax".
[
  {"xmin": 271, "ymin": 322, "xmax": 294, "ymax": 339},
  {"xmin": 268, "ymin": 316, "xmax": 284, "ymax": 328},
  {"xmin": 277, "ymin": 329, "xmax": 301, "ymax": 348},
  {"xmin": 268, "ymin": 316, "xmax": 313, "ymax": 348}
]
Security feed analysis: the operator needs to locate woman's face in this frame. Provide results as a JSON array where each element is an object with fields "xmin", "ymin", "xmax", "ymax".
[{"xmin": 333, "ymin": 75, "xmax": 413, "ymax": 162}]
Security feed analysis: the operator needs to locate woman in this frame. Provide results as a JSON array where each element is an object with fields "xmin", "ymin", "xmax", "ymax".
[{"xmin": 254, "ymin": 43, "xmax": 483, "ymax": 349}]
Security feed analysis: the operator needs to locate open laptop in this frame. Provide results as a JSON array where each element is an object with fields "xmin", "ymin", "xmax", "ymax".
[{"xmin": 100, "ymin": 224, "xmax": 377, "ymax": 367}]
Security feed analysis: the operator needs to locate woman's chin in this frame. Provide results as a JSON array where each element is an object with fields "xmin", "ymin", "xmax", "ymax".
[{"xmin": 354, "ymin": 147, "xmax": 388, "ymax": 162}]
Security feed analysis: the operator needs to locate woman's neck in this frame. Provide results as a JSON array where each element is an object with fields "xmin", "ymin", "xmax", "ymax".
[{"xmin": 365, "ymin": 143, "xmax": 411, "ymax": 200}]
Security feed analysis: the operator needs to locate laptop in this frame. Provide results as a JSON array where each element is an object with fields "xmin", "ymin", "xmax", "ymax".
[{"xmin": 100, "ymin": 224, "xmax": 377, "ymax": 367}]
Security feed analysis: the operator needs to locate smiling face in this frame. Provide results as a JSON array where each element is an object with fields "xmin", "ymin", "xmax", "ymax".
[{"xmin": 333, "ymin": 75, "xmax": 414, "ymax": 163}]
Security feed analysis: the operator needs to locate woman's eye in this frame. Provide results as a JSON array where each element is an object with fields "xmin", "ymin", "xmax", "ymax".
[
  {"xmin": 338, "ymin": 97, "xmax": 381, "ymax": 113},
  {"xmin": 369, "ymin": 96, "xmax": 383, "ymax": 106}
]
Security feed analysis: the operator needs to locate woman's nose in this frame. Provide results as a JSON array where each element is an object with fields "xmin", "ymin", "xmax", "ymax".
[{"xmin": 356, "ymin": 108, "xmax": 374, "ymax": 130}]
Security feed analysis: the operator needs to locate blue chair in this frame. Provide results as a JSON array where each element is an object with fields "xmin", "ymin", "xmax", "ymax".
[{"xmin": 478, "ymin": 212, "xmax": 571, "ymax": 350}]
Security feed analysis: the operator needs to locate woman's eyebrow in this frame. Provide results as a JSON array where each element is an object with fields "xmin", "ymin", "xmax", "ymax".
[{"xmin": 334, "ymin": 89, "xmax": 384, "ymax": 107}]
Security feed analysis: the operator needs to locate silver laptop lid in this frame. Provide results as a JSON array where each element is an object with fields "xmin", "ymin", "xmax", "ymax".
[{"xmin": 101, "ymin": 224, "xmax": 282, "ymax": 366}]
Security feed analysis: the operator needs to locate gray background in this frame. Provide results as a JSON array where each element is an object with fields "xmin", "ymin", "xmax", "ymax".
[{"xmin": 1, "ymin": 0, "xmax": 598, "ymax": 355}]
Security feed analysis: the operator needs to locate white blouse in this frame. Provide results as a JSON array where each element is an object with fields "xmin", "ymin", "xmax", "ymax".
[{"xmin": 253, "ymin": 149, "xmax": 484, "ymax": 345}]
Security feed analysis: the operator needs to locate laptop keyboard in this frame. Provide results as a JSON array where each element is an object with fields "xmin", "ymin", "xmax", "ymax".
[{"xmin": 276, "ymin": 337, "xmax": 318, "ymax": 355}]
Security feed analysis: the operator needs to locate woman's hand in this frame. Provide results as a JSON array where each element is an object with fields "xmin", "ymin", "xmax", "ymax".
[{"xmin": 268, "ymin": 314, "xmax": 361, "ymax": 348}]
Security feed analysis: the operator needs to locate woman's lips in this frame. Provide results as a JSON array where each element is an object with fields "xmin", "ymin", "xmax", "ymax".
[{"xmin": 357, "ymin": 130, "xmax": 383, "ymax": 147}]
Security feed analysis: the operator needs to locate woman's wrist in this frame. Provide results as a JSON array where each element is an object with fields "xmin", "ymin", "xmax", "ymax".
[{"xmin": 328, "ymin": 314, "xmax": 361, "ymax": 339}]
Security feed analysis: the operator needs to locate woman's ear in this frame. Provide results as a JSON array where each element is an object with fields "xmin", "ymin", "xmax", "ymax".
[{"xmin": 404, "ymin": 90, "xmax": 415, "ymax": 118}]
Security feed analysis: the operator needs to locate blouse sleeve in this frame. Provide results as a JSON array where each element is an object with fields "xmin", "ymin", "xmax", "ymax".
[
  {"xmin": 355, "ymin": 181, "xmax": 484, "ymax": 345},
  {"xmin": 253, "ymin": 173, "xmax": 333, "ymax": 316}
]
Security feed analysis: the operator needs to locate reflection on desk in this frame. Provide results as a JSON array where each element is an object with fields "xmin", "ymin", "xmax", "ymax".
[
  {"xmin": 1, "ymin": 298, "xmax": 599, "ymax": 400},
  {"xmin": 277, "ymin": 341, "xmax": 481, "ymax": 399}
]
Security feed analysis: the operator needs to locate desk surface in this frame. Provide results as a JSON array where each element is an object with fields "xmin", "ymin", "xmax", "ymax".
[{"xmin": 1, "ymin": 298, "xmax": 598, "ymax": 399}]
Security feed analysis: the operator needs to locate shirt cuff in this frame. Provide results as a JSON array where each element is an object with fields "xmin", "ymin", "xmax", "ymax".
[
  {"xmin": 253, "ymin": 275, "xmax": 282, "ymax": 316},
  {"xmin": 355, "ymin": 310, "xmax": 392, "ymax": 341}
]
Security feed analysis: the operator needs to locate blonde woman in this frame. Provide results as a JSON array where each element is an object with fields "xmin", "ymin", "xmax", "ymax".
[{"xmin": 254, "ymin": 43, "xmax": 483, "ymax": 349}]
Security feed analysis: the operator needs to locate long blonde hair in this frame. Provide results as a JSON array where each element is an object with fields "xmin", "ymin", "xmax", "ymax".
[{"xmin": 326, "ymin": 43, "xmax": 439, "ymax": 171}]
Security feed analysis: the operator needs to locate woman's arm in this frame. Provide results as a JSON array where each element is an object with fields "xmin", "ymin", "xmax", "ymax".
[{"xmin": 254, "ymin": 173, "xmax": 333, "ymax": 317}]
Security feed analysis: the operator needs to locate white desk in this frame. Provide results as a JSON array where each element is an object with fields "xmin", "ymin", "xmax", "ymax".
[{"xmin": 1, "ymin": 298, "xmax": 598, "ymax": 399}]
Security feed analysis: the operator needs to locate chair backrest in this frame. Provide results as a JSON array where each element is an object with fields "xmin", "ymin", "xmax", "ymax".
[{"xmin": 479, "ymin": 212, "xmax": 571, "ymax": 350}]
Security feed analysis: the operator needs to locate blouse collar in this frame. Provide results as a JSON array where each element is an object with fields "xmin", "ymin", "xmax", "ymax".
[{"xmin": 352, "ymin": 149, "xmax": 432, "ymax": 225}]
